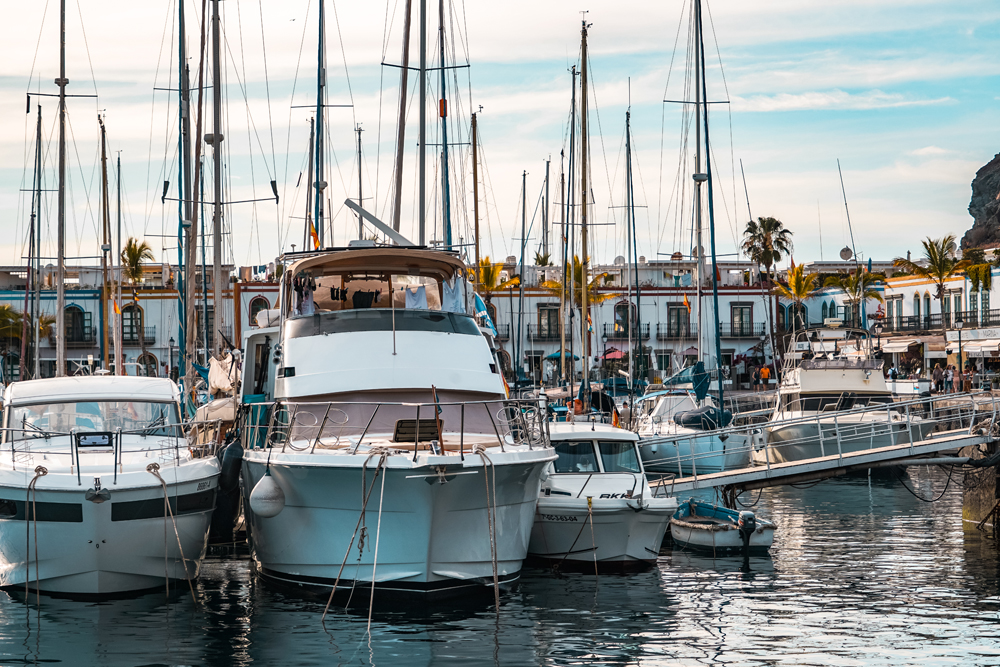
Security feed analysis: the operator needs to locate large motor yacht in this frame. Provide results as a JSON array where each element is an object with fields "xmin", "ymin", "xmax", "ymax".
[
  {"xmin": 239, "ymin": 244, "xmax": 555, "ymax": 600},
  {"xmin": 0, "ymin": 376, "xmax": 219, "ymax": 596},
  {"xmin": 752, "ymin": 326, "xmax": 931, "ymax": 465}
]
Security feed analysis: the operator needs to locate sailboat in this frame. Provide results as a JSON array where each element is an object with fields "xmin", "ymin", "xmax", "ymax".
[
  {"xmin": 237, "ymin": 0, "xmax": 555, "ymax": 601},
  {"xmin": 636, "ymin": 0, "xmax": 751, "ymax": 475}
]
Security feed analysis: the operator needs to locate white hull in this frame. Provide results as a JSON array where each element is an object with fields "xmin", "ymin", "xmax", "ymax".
[
  {"xmin": 0, "ymin": 467, "xmax": 218, "ymax": 596},
  {"xmin": 670, "ymin": 519, "xmax": 774, "ymax": 554},
  {"xmin": 639, "ymin": 431, "xmax": 751, "ymax": 475},
  {"xmin": 243, "ymin": 447, "xmax": 552, "ymax": 597},
  {"xmin": 528, "ymin": 496, "xmax": 674, "ymax": 568}
]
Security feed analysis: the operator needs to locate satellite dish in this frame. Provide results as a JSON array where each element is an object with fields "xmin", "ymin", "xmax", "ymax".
[{"xmin": 839, "ymin": 246, "xmax": 853, "ymax": 261}]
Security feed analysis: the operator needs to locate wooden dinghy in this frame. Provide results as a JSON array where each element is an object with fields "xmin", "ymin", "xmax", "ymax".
[{"xmin": 670, "ymin": 498, "xmax": 775, "ymax": 556}]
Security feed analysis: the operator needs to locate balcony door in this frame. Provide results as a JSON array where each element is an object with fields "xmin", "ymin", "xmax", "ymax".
[{"xmin": 732, "ymin": 304, "xmax": 753, "ymax": 336}]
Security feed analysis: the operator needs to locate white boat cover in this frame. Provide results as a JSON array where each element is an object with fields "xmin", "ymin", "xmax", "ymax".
[
  {"xmin": 194, "ymin": 396, "xmax": 236, "ymax": 423},
  {"xmin": 4, "ymin": 376, "xmax": 179, "ymax": 406}
]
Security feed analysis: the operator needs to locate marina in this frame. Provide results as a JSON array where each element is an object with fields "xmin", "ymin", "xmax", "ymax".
[{"xmin": 1, "ymin": 0, "xmax": 1000, "ymax": 664}]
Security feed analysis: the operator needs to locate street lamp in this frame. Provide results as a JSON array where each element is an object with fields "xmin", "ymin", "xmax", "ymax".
[
  {"xmin": 873, "ymin": 322, "xmax": 883, "ymax": 349},
  {"xmin": 168, "ymin": 336, "xmax": 175, "ymax": 381}
]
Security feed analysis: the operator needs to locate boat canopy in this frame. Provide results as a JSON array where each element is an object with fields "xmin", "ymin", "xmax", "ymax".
[
  {"xmin": 286, "ymin": 247, "xmax": 465, "ymax": 282},
  {"xmin": 4, "ymin": 376, "xmax": 179, "ymax": 407}
]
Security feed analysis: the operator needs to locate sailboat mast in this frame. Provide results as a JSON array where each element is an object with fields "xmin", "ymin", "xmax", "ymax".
[
  {"xmin": 693, "ymin": 2, "xmax": 705, "ymax": 367},
  {"xmin": 472, "ymin": 112, "xmax": 480, "ymax": 283},
  {"xmin": 629, "ymin": 116, "xmax": 642, "ymax": 388},
  {"xmin": 624, "ymin": 109, "xmax": 633, "ymax": 385},
  {"xmin": 392, "ymin": 0, "xmax": 412, "ymax": 232},
  {"xmin": 695, "ymin": 0, "xmax": 725, "ymax": 410},
  {"xmin": 211, "ymin": 0, "xmax": 224, "ymax": 356},
  {"xmin": 32, "ymin": 105, "xmax": 43, "ymax": 380},
  {"xmin": 178, "ymin": 0, "xmax": 194, "ymax": 384},
  {"xmin": 566, "ymin": 66, "xmax": 577, "ymax": 399},
  {"xmin": 579, "ymin": 20, "xmax": 590, "ymax": 402},
  {"xmin": 543, "ymin": 158, "xmax": 550, "ymax": 256},
  {"xmin": 314, "ymin": 0, "xmax": 326, "ymax": 247},
  {"xmin": 22, "ymin": 108, "xmax": 42, "ymax": 381},
  {"xmin": 517, "ymin": 171, "xmax": 527, "ymax": 381},
  {"xmin": 116, "ymin": 154, "xmax": 123, "ymax": 375},
  {"xmin": 304, "ymin": 118, "xmax": 315, "ymax": 248},
  {"xmin": 356, "ymin": 124, "xmax": 363, "ymax": 239},
  {"xmin": 438, "ymin": 0, "xmax": 451, "ymax": 249},
  {"xmin": 559, "ymin": 151, "xmax": 567, "ymax": 385},
  {"xmin": 99, "ymin": 116, "xmax": 111, "ymax": 371},
  {"xmin": 55, "ymin": 0, "xmax": 67, "ymax": 377},
  {"xmin": 418, "ymin": 0, "xmax": 426, "ymax": 245}
]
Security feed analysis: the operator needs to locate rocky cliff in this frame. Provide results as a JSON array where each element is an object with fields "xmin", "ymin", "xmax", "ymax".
[{"xmin": 962, "ymin": 152, "xmax": 1000, "ymax": 248}]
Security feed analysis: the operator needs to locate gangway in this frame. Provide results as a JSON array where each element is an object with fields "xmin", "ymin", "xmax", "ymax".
[{"xmin": 646, "ymin": 391, "xmax": 999, "ymax": 496}]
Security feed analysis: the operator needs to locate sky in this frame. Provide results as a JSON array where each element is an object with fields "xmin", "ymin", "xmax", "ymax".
[{"xmin": 1, "ymin": 0, "xmax": 999, "ymax": 273}]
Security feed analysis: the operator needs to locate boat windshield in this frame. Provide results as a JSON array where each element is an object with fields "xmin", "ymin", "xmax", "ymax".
[
  {"xmin": 552, "ymin": 441, "xmax": 599, "ymax": 473},
  {"xmin": 598, "ymin": 441, "xmax": 641, "ymax": 473},
  {"xmin": 7, "ymin": 400, "xmax": 180, "ymax": 440}
]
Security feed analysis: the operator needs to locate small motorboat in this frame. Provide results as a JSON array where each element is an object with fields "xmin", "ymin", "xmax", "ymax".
[
  {"xmin": 670, "ymin": 498, "xmax": 775, "ymax": 556},
  {"xmin": 528, "ymin": 422, "xmax": 676, "ymax": 572}
]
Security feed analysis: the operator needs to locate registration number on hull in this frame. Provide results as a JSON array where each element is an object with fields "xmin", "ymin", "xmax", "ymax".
[{"xmin": 539, "ymin": 514, "xmax": 578, "ymax": 522}]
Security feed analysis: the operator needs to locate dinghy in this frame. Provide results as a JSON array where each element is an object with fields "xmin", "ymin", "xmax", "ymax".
[{"xmin": 670, "ymin": 498, "xmax": 775, "ymax": 556}]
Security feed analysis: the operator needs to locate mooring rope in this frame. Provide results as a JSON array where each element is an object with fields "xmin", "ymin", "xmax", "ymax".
[
  {"xmin": 146, "ymin": 463, "xmax": 197, "ymax": 605},
  {"xmin": 321, "ymin": 448, "xmax": 392, "ymax": 622},
  {"xmin": 367, "ymin": 456, "xmax": 388, "ymax": 637},
  {"xmin": 26, "ymin": 466, "xmax": 47, "ymax": 603},
  {"xmin": 474, "ymin": 445, "xmax": 500, "ymax": 611},
  {"xmin": 587, "ymin": 496, "xmax": 599, "ymax": 580}
]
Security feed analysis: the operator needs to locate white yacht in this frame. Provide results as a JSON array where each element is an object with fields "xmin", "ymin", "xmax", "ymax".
[
  {"xmin": 635, "ymin": 386, "xmax": 752, "ymax": 476},
  {"xmin": 528, "ymin": 423, "xmax": 675, "ymax": 570},
  {"xmin": 239, "ymin": 245, "xmax": 555, "ymax": 600},
  {"xmin": 752, "ymin": 327, "xmax": 931, "ymax": 465},
  {"xmin": 0, "ymin": 376, "xmax": 219, "ymax": 596}
]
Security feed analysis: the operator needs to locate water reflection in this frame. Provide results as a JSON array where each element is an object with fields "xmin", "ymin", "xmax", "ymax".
[{"xmin": 0, "ymin": 467, "xmax": 998, "ymax": 665}]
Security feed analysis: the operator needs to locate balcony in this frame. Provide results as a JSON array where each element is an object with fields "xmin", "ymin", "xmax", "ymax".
[
  {"xmin": 494, "ymin": 323, "xmax": 510, "ymax": 341},
  {"xmin": 657, "ymin": 323, "xmax": 697, "ymax": 340},
  {"xmin": 719, "ymin": 322, "xmax": 766, "ymax": 338},
  {"xmin": 527, "ymin": 324, "xmax": 562, "ymax": 342},
  {"xmin": 123, "ymin": 326, "xmax": 157, "ymax": 346},
  {"xmin": 602, "ymin": 323, "xmax": 650, "ymax": 340},
  {"xmin": 50, "ymin": 326, "xmax": 98, "ymax": 347}
]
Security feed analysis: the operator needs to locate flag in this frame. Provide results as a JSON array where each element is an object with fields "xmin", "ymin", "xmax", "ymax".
[
  {"xmin": 683, "ymin": 293, "xmax": 691, "ymax": 314},
  {"xmin": 473, "ymin": 293, "xmax": 498, "ymax": 336},
  {"xmin": 587, "ymin": 313, "xmax": 593, "ymax": 333},
  {"xmin": 500, "ymin": 372, "xmax": 510, "ymax": 398},
  {"xmin": 309, "ymin": 220, "xmax": 320, "ymax": 250},
  {"xmin": 113, "ymin": 300, "xmax": 121, "ymax": 315}
]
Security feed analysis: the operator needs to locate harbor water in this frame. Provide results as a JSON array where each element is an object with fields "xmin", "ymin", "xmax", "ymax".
[{"xmin": 2, "ymin": 466, "xmax": 999, "ymax": 666}]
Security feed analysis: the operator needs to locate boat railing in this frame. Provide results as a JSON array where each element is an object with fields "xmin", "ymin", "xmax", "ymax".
[
  {"xmin": 3, "ymin": 425, "xmax": 189, "ymax": 485},
  {"xmin": 643, "ymin": 390, "xmax": 999, "ymax": 490},
  {"xmin": 238, "ymin": 397, "xmax": 550, "ymax": 460}
]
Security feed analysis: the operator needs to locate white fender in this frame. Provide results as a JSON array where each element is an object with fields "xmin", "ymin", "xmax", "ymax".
[{"xmin": 250, "ymin": 470, "xmax": 285, "ymax": 518}]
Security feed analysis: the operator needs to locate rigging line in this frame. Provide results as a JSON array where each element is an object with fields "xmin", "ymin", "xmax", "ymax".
[
  {"xmin": 65, "ymin": 111, "xmax": 101, "ymax": 257},
  {"xmin": 585, "ymin": 54, "xmax": 617, "ymax": 264},
  {"xmin": 329, "ymin": 0, "xmax": 357, "ymax": 126},
  {"xmin": 73, "ymin": 0, "xmax": 101, "ymax": 98},
  {"xmin": 25, "ymin": 0, "xmax": 53, "ymax": 98},
  {"xmin": 220, "ymin": 30, "xmax": 274, "ymax": 180},
  {"xmin": 143, "ymin": 0, "xmax": 177, "ymax": 237},
  {"xmin": 657, "ymin": 0, "xmax": 690, "ymax": 253},
  {"xmin": 257, "ymin": 0, "xmax": 279, "ymax": 195},
  {"xmin": 278, "ymin": 0, "xmax": 312, "ymax": 253},
  {"xmin": 231, "ymin": 0, "xmax": 264, "ymax": 265}
]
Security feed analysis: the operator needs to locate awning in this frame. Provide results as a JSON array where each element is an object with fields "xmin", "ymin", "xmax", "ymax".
[
  {"xmin": 603, "ymin": 349, "xmax": 625, "ymax": 360},
  {"xmin": 545, "ymin": 351, "xmax": 579, "ymax": 360},
  {"xmin": 946, "ymin": 342, "xmax": 959, "ymax": 353},
  {"xmin": 680, "ymin": 346, "xmax": 698, "ymax": 356},
  {"xmin": 882, "ymin": 339, "xmax": 918, "ymax": 353}
]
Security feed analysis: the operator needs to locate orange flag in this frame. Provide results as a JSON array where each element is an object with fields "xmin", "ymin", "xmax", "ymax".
[{"xmin": 683, "ymin": 293, "xmax": 691, "ymax": 314}]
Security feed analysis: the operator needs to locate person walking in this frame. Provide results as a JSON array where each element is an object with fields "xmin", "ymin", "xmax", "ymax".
[
  {"xmin": 751, "ymin": 366, "xmax": 761, "ymax": 393},
  {"xmin": 932, "ymin": 363, "xmax": 944, "ymax": 394},
  {"xmin": 760, "ymin": 365, "xmax": 771, "ymax": 391},
  {"xmin": 945, "ymin": 365, "xmax": 955, "ymax": 394}
]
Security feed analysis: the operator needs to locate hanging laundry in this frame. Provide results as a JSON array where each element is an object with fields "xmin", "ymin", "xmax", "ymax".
[
  {"xmin": 441, "ymin": 276, "xmax": 464, "ymax": 313},
  {"xmin": 405, "ymin": 285, "xmax": 428, "ymax": 309},
  {"xmin": 352, "ymin": 290, "xmax": 376, "ymax": 309}
]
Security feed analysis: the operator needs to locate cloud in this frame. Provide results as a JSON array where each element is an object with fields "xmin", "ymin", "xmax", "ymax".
[
  {"xmin": 910, "ymin": 146, "xmax": 952, "ymax": 156},
  {"xmin": 731, "ymin": 90, "xmax": 953, "ymax": 112}
]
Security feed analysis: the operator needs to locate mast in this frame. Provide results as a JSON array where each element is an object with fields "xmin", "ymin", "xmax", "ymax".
[
  {"xmin": 579, "ymin": 20, "xmax": 590, "ymax": 405},
  {"xmin": 22, "ymin": 107, "xmax": 42, "ymax": 381},
  {"xmin": 629, "ymin": 113, "xmax": 642, "ymax": 393},
  {"xmin": 692, "ymin": 2, "xmax": 706, "ymax": 369},
  {"xmin": 559, "ymin": 151, "xmax": 567, "ymax": 384},
  {"xmin": 55, "ymin": 0, "xmax": 68, "ymax": 377},
  {"xmin": 695, "ymin": 0, "xmax": 725, "ymax": 410},
  {"xmin": 438, "ymin": 0, "xmax": 451, "ymax": 249},
  {"xmin": 304, "ymin": 118, "xmax": 315, "ymax": 248},
  {"xmin": 391, "ymin": 0, "xmax": 412, "ymax": 232},
  {"xmin": 210, "ymin": 0, "xmax": 224, "ymax": 356},
  {"xmin": 32, "ymin": 106, "xmax": 43, "ymax": 379},
  {"xmin": 543, "ymin": 158, "xmax": 550, "ymax": 256},
  {"xmin": 567, "ymin": 66, "xmax": 577, "ymax": 399},
  {"xmin": 116, "ymin": 154, "xmax": 123, "ymax": 375},
  {"xmin": 624, "ymin": 109, "xmax": 633, "ymax": 390},
  {"xmin": 314, "ymin": 0, "xmax": 327, "ymax": 247},
  {"xmin": 356, "ymin": 124, "xmax": 363, "ymax": 239},
  {"xmin": 99, "ymin": 116, "xmax": 111, "ymax": 371},
  {"xmin": 179, "ymin": 0, "xmax": 194, "ymax": 383},
  {"xmin": 517, "ymin": 171, "xmax": 527, "ymax": 382},
  {"xmin": 471, "ymin": 112, "xmax": 480, "ymax": 284},
  {"xmin": 418, "ymin": 0, "xmax": 426, "ymax": 245}
]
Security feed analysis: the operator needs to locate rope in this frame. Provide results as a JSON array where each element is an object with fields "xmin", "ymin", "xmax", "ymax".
[
  {"xmin": 554, "ymin": 496, "xmax": 593, "ymax": 573},
  {"xmin": 146, "ymin": 463, "xmax": 197, "ymax": 605},
  {"xmin": 26, "ymin": 466, "xmax": 47, "ymax": 603},
  {"xmin": 474, "ymin": 445, "xmax": 500, "ymax": 611},
  {"xmin": 587, "ymin": 496, "xmax": 598, "ymax": 580},
  {"xmin": 895, "ymin": 465, "xmax": 955, "ymax": 503},
  {"xmin": 367, "ymin": 454, "xmax": 387, "ymax": 637},
  {"xmin": 321, "ymin": 449, "xmax": 391, "ymax": 621}
]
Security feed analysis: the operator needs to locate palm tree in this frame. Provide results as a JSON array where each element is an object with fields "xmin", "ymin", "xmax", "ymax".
[
  {"xmin": 824, "ymin": 270, "xmax": 884, "ymax": 328},
  {"xmin": 961, "ymin": 246, "xmax": 993, "ymax": 300},
  {"xmin": 773, "ymin": 260, "xmax": 821, "ymax": 332},
  {"xmin": 0, "ymin": 307, "xmax": 54, "ymax": 381},
  {"xmin": 539, "ymin": 255, "xmax": 615, "ymax": 357},
  {"xmin": 742, "ymin": 216, "xmax": 793, "ymax": 361},
  {"xmin": 534, "ymin": 251, "xmax": 552, "ymax": 267},
  {"xmin": 893, "ymin": 235, "xmax": 970, "ymax": 338},
  {"xmin": 475, "ymin": 257, "xmax": 520, "ymax": 306},
  {"xmin": 121, "ymin": 237, "xmax": 155, "ymax": 376}
]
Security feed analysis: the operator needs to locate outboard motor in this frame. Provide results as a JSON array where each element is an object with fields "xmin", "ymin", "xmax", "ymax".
[{"xmin": 737, "ymin": 510, "xmax": 757, "ymax": 556}]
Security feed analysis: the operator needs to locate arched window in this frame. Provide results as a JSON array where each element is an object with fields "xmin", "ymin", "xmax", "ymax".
[
  {"xmin": 791, "ymin": 304, "xmax": 808, "ymax": 329},
  {"xmin": 122, "ymin": 303, "xmax": 143, "ymax": 344},
  {"xmin": 136, "ymin": 352, "xmax": 158, "ymax": 377},
  {"xmin": 776, "ymin": 304, "xmax": 787, "ymax": 331},
  {"xmin": 913, "ymin": 293, "xmax": 920, "ymax": 322},
  {"xmin": 497, "ymin": 349, "xmax": 512, "ymax": 375},
  {"xmin": 65, "ymin": 304, "xmax": 91, "ymax": 344},
  {"xmin": 821, "ymin": 302, "xmax": 829, "ymax": 321},
  {"xmin": 248, "ymin": 296, "xmax": 270, "ymax": 328},
  {"xmin": 830, "ymin": 300, "xmax": 838, "ymax": 320},
  {"xmin": 923, "ymin": 293, "xmax": 931, "ymax": 327}
]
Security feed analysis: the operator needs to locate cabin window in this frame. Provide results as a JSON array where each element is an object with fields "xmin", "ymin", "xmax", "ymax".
[
  {"xmin": 598, "ymin": 441, "xmax": 641, "ymax": 473},
  {"xmin": 552, "ymin": 441, "xmax": 599, "ymax": 474},
  {"xmin": 8, "ymin": 400, "xmax": 179, "ymax": 440}
]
